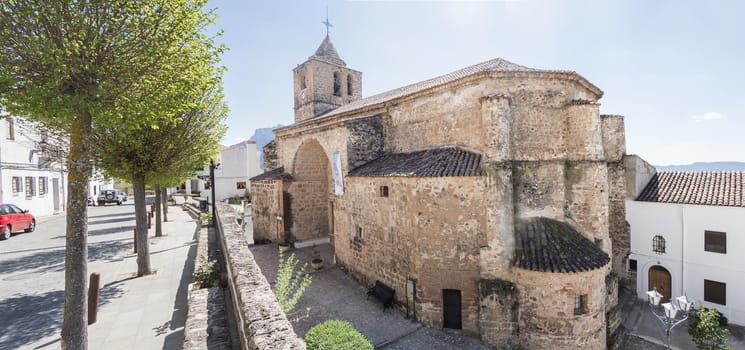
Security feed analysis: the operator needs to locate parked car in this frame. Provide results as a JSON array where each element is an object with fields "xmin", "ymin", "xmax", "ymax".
[
  {"xmin": 0, "ymin": 203, "xmax": 35, "ymax": 240},
  {"xmin": 118, "ymin": 192, "xmax": 128, "ymax": 202},
  {"xmin": 97, "ymin": 189, "xmax": 124, "ymax": 206}
]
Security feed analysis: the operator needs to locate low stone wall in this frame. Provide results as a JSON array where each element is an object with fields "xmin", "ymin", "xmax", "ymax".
[{"xmin": 215, "ymin": 202, "xmax": 305, "ymax": 349}]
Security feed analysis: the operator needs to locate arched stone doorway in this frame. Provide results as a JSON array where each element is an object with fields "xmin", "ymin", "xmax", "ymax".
[
  {"xmin": 648, "ymin": 265, "xmax": 671, "ymax": 303},
  {"xmin": 288, "ymin": 139, "xmax": 332, "ymax": 241}
]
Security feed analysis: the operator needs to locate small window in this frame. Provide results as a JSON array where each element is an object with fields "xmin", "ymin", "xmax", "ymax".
[
  {"xmin": 333, "ymin": 72, "xmax": 341, "ymax": 96},
  {"xmin": 704, "ymin": 279, "xmax": 726, "ymax": 305},
  {"xmin": 236, "ymin": 181, "xmax": 246, "ymax": 190},
  {"xmin": 628, "ymin": 259, "xmax": 637, "ymax": 272},
  {"xmin": 704, "ymin": 230, "xmax": 726, "ymax": 254},
  {"xmin": 355, "ymin": 225, "xmax": 363, "ymax": 240},
  {"xmin": 24, "ymin": 176, "xmax": 35, "ymax": 198},
  {"xmin": 39, "ymin": 177, "xmax": 47, "ymax": 195},
  {"xmin": 652, "ymin": 235, "xmax": 666, "ymax": 254},
  {"xmin": 300, "ymin": 74, "xmax": 306, "ymax": 89},
  {"xmin": 347, "ymin": 74, "xmax": 353, "ymax": 96},
  {"xmin": 380, "ymin": 185, "xmax": 389, "ymax": 197},
  {"xmin": 573, "ymin": 294, "xmax": 587, "ymax": 315},
  {"xmin": 12, "ymin": 176, "xmax": 22, "ymax": 193},
  {"xmin": 7, "ymin": 117, "xmax": 14, "ymax": 140},
  {"xmin": 204, "ymin": 180, "xmax": 211, "ymax": 190}
]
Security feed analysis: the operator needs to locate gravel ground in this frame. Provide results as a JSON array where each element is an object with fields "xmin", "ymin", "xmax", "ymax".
[{"xmin": 249, "ymin": 243, "xmax": 488, "ymax": 349}]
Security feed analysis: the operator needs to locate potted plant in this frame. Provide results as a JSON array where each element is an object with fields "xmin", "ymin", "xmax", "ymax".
[
  {"xmin": 310, "ymin": 244, "xmax": 323, "ymax": 270},
  {"xmin": 278, "ymin": 240, "xmax": 292, "ymax": 253}
]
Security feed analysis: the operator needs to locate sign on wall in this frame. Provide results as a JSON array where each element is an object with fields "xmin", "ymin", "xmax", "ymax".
[{"xmin": 333, "ymin": 150, "xmax": 344, "ymax": 195}]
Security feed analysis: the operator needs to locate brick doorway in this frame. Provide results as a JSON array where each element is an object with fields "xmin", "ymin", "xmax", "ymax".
[{"xmin": 443, "ymin": 289, "xmax": 462, "ymax": 330}]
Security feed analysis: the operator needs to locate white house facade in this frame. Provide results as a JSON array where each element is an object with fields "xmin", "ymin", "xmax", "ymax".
[
  {"xmin": 182, "ymin": 141, "xmax": 261, "ymax": 201},
  {"xmin": 627, "ymin": 171, "xmax": 745, "ymax": 325},
  {"xmin": 0, "ymin": 116, "xmax": 67, "ymax": 217}
]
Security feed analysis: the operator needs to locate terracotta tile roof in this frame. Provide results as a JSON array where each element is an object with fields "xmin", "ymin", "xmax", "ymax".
[
  {"xmin": 513, "ymin": 217, "xmax": 609, "ymax": 273},
  {"xmin": 318, "ymin": 58, "xmax": 539, "ymax": 119},
  {"xmin": 348, "ymin": 147, "xmax": 482, "ymax": 177},
  {"xmin": 637, "ymin": 171, "xmax": 745, "ymax": 207},
  {"xmin": 250, "ymin": 167, "xmax": 293, "ymax": 181}
]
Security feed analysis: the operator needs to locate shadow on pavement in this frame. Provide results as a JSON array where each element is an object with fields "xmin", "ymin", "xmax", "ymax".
[
  {"xmin": 88, "ymin": 217, "xmax": 135, "ymax": 226},
  {"xmin": 0, "ymin": 239, "xmax": 133, "ymax": 275},
  {"xmin": 161, "ymin": 224, "xmax": 200, "ymax": 350},
  {"xmin": 88, "ymin": 212, "xmax": 135, "ymax": 219},
  {"xmin": 0, "ymin": 284, "xmax": 125, "ymax": 349}
]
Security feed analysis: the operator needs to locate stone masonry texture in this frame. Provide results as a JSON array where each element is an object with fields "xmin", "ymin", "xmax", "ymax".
[{"xmin": 251, "ymin": 38, "xmax": 629, "ymax": 349}]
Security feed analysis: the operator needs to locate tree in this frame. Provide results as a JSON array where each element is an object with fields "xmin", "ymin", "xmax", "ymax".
[
  {"xmin": 689, "ymin": 307, "xmax": 731, "ymax": 350},
  {"xmin": 91, "ymin": 86, "xmax": 227, "ymax": 275},
  {"xmin": 0, "ymin": 2, "xmax": 223, "ymax": 348}
]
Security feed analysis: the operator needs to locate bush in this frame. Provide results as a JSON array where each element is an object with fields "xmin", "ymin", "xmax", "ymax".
[
  {"xmin": 689, "ymin": 307, "xmax": 731, "ymax": 350},
  {"xmin": 192, "ymin": 255, "xmax": 215, "ymax": 289},
  {"xmin": 306, "ymin": 320, "xmax": 373, "ymax": 350}
]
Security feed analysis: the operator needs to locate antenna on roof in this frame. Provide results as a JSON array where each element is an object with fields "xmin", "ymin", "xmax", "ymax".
[{"xmin": 322, "ymin": 6, "xmax": 333, "ymax": 36}]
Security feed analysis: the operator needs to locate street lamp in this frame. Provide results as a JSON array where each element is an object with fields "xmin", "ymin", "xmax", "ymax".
[
  {"xmin": 209, "ymin": 160, "xmax": 218, "ymax": 228},
  {"xmin": 646, "ymin": 288, "xmax": 694, "ymax": 349}
]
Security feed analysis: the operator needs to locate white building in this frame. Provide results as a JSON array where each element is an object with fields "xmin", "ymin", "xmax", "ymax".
[
  {"xmin": 183, "ymin": 141, "xmax": 261, "ymax": 201},
  {"xmin": 0, "ymin": 116, "xmax": 67, "ymax": 216},
  {"xmin": 627, "ymin": 168, "xmax": 745, "ymax": 325}
]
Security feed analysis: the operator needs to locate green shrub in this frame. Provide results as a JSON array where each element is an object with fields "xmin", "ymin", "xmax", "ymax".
[
  {"xmin": 273, "ymin": 249, "xmax": 312, "ymax": 313},
  {"xmin": 193, "ymin": 255, "xmax": 215, "ymax": 289},
  {"xmin": 689, "ymin": 307, "xmax": 731, "ymax": 350},
  {"xmin": 306, "ymin": 320, "xmax": 374, "ymax": 350}
]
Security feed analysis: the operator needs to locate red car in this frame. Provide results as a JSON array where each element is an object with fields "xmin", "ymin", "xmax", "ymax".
[{"xmin": 0, "ymin": 203, "xmax": 36, "ymax": 240}]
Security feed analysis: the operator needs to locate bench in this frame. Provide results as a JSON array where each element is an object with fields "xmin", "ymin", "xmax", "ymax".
[{"xmin": 367, "ymin": 280, "xmax": 395, "ymax": 310}]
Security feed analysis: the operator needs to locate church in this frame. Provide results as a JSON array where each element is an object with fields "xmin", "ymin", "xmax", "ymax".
[{"xmin": 251, "ymin": 34, "xmax": 629, "ymax": 349}]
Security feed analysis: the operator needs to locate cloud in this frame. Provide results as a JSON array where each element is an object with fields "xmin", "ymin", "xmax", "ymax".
[{"xmin": 692, "ymin": 112, "xmax": 726, "ymax": 121}]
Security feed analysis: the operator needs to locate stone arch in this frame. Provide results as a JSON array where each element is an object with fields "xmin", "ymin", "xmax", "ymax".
[{"xmin": 288, "ymin": 139, "xmax": 332, "ymax": 241}]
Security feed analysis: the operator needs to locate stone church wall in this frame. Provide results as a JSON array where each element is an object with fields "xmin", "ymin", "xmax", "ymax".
[
  {"xmin": 513, "ymin": 267, "xmax": 608, "ymax": 350},
  {"xmin": 335, "ymin": 176, "xmax": 486, "ymax": 335},
  {"xmin": 251, "ymin": 179, "xmax": 281, "ymax": 242}
]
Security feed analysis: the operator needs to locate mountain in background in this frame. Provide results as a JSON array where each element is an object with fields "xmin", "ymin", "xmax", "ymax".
[
  {"xmin": 656, "ymin": 162, "xmax": 745, "ymax": 172},
  {"xmin": 249, "ymin": 124, "xmax": 283, "ymax": 169}
]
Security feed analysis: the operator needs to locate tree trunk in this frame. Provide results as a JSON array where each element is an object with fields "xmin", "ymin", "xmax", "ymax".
[
  {"xmin": 61, "ymin": 112, "xmax": 91, "ymax": 350},
  {"xmin": 133, "ymin": 175, "xmax": 151, "ymax": 276},
  {"xmin": 161, "ymin": 187, "xmax": 168, "ymax": 222},
  {"xmin": 154, "ymin": 184, "xmax": 162, "ymax": 237}
]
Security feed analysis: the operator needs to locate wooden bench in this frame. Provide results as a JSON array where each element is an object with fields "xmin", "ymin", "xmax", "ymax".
[{"xmin": 367, "ymin": 280, "xmax": 395, "ymax": 310}]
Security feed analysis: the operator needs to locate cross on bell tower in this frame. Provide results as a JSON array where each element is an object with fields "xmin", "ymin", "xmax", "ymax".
[{"xmin": 322, "ymin": 7, "xmax": 333, "ymax": 36}]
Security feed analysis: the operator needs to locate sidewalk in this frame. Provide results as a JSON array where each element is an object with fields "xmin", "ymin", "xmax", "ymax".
[
  {"xmin": 86, "ymin": 206, "xmax": 198, "ymax": 350},
  {"xmin": 24, "ymin": 205, "xmax": 199, "ymax": 350}
]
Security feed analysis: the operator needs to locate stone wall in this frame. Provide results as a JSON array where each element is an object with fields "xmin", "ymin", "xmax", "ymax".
[
  {"xmin": 287, "ymin": 139, "xmax": 331, "ymax": 241},
  {"xmin": 251, "ymin": 179, "xmax": 281, "ymax": 242},
  {"xmin": 479, "ymin": 278, "xmax": 519, "ymax": 348},
  {"xmin": 293, "ymin": 58, "xmax": 362, "ymax": 122},
  {"xmin": 263, "ymin": 140, "xmax": 278, "ymax": 172},
  {"xmin": 215, "ymin": 203, "xmax": 305, "ymax": 349},
  {"xmin": 513, "ymin": 268, "xmax": 608, "ymax": 350},
  {"xmin": 344, "ymin": 114, "xmax": 385, "ymax": 170},
  {"xmin": 335, "ymin": 176, "xmax": 486, "ymax": 335}
]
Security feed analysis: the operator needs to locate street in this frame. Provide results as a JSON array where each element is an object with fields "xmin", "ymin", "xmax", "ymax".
[{"xmin": 0, "ymin": 200, "xmax": 198, "ymax": 349}]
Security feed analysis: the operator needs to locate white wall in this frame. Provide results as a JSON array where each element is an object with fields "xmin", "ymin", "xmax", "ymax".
[
  {"xmin": 0, "ymin": 117, "xmax": 67, "ymax": 217},
  {"xmin": 213, "ymin": 141, "xmax": 261, "ymax": 201},
  {"xmin": 628, "ymin": 200, "xmax": 745, "ymax": 325}
]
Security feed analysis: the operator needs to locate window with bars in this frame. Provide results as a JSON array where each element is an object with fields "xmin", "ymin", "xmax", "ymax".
[
  {"xmin": 236, "ymin": 181, "xmax": 246, "ymax": 189},
  {"xmin": 380, "ymin": 185, "xmax": 389, "ymax": 197},
  {"xmin": 12, "ymin": 176, "xmax": 22, "ymax": 193},
  {"xmin": 39, "ymin": 177, "xmax": 47, "ymax": 195},
  {"xmin": 573, "ymin": 294, "xmax": 587, "ymax": 315},
  {"xmin": 25, "ymin": 176, "xmax": 35, "ymax": 198},
  {"xmin": 652, "ymin": 235, "xmax": 666, "ymax": 254},
  {"xmin": 704, "ymin": 230, "xmax": 726, "ymax": 254}
]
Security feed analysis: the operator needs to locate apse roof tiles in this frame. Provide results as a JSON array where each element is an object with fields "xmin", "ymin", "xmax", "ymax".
[
  {"xmin": 250, "ymin": 167, "xmax": 293, "ymax": 181},
  {"xmin": 636, "ymin": 171, "xmax": 745, "ymax": 207},
  {"xmin": 348, "ymin": 147, "xmax": 482, "ymax": 177},
  {"xmin": 513, "ymin": 217, "xmax": 610, "ymax": 273}
]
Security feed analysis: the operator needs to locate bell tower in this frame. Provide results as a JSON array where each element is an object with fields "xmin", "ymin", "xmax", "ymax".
[{"xmin": 293, "ymin": 34, "xmax": 362, "ymax": 123}]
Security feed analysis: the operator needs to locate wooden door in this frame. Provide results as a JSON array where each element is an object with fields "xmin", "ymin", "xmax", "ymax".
[
  {"xmin": 648, "ymin": 266, "xmax": 671, "ymax": 303},
  {"xmin": 443, "ymin": 289, "xmax": 462, "ymax": 330}
]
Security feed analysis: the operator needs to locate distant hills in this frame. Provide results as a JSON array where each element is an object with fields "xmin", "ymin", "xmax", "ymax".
[
  {"xmin": 249, "ymin": 124, "xmax": 283, "ymax": 169},
  {"xmin": 656, "ymin": 162, "xmax": 745, "ymax": 172}
]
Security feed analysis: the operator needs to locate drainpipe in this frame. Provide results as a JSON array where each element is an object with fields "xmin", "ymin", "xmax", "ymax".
[{"xmin": 680, "ymin": 205, "xmax": 685, "ymax": 297}]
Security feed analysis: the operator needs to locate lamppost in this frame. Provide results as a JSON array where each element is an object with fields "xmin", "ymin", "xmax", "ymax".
[
  {"xmin": 646, "ymin": 288, "xmax": 694, "ymax": 349},
  {"xmin": 209, "ymin": 160, "xmax": 217, "ymax": 228}
]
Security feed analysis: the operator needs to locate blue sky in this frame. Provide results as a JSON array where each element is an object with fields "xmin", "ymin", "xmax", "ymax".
[{"xmin": 212, "ymin": 0, "xmax": 744, "ymax": 166}]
